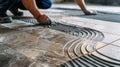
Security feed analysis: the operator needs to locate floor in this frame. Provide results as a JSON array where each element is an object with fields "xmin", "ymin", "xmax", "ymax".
[{"xmin": 0, "ymin": 7, "xmax": 120, "ymax": 67}]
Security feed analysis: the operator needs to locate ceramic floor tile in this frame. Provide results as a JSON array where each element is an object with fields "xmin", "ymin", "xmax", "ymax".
[
  {"xmin": 61, "ymin": 16, "xmax": 120, "ymax": 35},
  {"xmin": 0, "ymin": 43, "xmax": 33, "ymax": 67},
  {"xmin": 97, "ymin": 44, "xmax": 120, "ymax": 61},
  {"xmin": 101, "ymin": 32, "xmax": 120, "ymax": 44},
  {"xmin": 92, "ymin": 23, "xmax": 120, "ymax": 35}
]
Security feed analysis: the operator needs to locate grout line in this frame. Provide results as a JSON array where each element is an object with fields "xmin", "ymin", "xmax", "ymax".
[
  {"xmin": 107, "ymin": 38, "xmax": 120, "ymax": 45},
  {"xmin": 95, "ymin": 38, "xmax": 120, "ymax": 51}
]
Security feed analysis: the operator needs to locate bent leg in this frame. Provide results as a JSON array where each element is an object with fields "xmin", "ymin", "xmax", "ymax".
[
  {"xmin": 17, "ymin": 0, "xmax": 52, "ymax": 10},
  {"xmin": 36, "ymin": 0, "xmax": 52, "ymax": 9},
  {"xmin": 0, "ymin": 0, "xmax": 20, "ymax": 23},
  {"xmin": 0, "ymin": 0, "xmax": 20, "ymax": 16},
  {"xmin": 75, "ymin": 0, "xmax": 97, "ymax": 15}
]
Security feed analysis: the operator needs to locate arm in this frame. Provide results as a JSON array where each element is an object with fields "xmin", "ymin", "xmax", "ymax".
[
  {"xmin": 75, "ymin": 0, "xmax": 97, "ymax": 15},
  {"xmin": 75, "ymin": 0, "xmax": 87, "ymax": 11},
  {"xmin": 21, "ymin": 0, "xmax": 46, "ymax": 22}
]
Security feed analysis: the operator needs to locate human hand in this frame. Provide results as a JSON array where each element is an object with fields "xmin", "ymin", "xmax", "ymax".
[
  {"xmin": 36, "ymin": 14, "xmax": 52, "ymax": 25},
  {"xmin": 83, "ymin": 10, "xmax": 97, "ymax": 15}
]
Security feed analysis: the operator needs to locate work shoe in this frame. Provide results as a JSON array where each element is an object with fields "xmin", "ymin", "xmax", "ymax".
[
  {"xmin": 9, "ymin": 7, "xmax": 23, "ymax": 16},
  {"xmin": 0, "ymin": 14, "xmax": 12, "ymax": 23},
  {"xmin": 83, "ymin": 10, "xmax": 97, "ymax": 15}
]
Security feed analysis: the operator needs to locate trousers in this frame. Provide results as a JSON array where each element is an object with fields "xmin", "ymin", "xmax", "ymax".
[
  {"xmin": 17, "ymin": 0, "xmax": 52, "ymax": 10},
  {"xmin": 0, "ymin": 0, "xmax": 52, "ymax": 14}
]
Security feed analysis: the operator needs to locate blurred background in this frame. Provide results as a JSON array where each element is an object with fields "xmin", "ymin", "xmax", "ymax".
[{"xmin": 53, "ymin": 0, "xmax": 120, "ymax": 6}]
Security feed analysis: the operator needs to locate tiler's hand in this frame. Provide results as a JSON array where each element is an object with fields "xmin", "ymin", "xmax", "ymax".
[
  {"xmin": 36, "ymin": 14, "xmax": 52, "ymax": 25},
  {"xmin": 83, "ymin": 10, "xmax": 97, "ymax": 15}
]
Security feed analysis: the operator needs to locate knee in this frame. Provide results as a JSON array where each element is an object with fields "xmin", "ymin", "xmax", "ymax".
[
  {"xmin": 42, "ymin": 1, "xmax": 52, "ymax": 9},
  {"xmin": 37, "ymin": 0, "xmax": 52, "ymax": 9}
]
